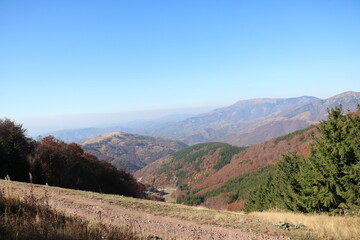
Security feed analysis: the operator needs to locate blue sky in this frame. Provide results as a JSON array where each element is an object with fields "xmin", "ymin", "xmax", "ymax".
[{"xmin": 1, "ymin": 0, "xmax": 360, "ymax": 133}]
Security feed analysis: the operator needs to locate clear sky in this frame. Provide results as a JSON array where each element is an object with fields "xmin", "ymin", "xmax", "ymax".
[{"xmin": 1, "ymin": 0, "xmax": 360, "ymax": 132}]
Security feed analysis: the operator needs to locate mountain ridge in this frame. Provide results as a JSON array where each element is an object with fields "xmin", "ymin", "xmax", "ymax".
[
  {"xmin": 151, "ymin": 91, "xmax": 359, "ymax": 145},
  {"xmin": 81, "ymin": 132, "xmax": 188, "ymax": 172},
  {"xmin": 43, "ymin": 91, "xmax": 360, "ymax": 147}
]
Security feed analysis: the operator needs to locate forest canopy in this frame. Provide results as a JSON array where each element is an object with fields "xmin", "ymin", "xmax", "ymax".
[{"xmin": 0, "ymin": 119, "xmax": 146, "ymax": 198}]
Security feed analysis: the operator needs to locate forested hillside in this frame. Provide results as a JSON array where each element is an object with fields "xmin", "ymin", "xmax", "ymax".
[
  {"xmin": 0, "ymin": 119, "xmax": 146, "ymax": 198},
  {"xmin": 135, "ymin": 124, "xmax": 317, "ymax": 210},
  {"xmin": 135, "ymin": 142, "xmax": 247, "ymax": 190}
]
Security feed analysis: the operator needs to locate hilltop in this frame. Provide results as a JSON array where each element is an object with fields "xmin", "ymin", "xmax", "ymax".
[{"xmin": 81, "ymin": 132, "xmax": 187, "ymax": 172}]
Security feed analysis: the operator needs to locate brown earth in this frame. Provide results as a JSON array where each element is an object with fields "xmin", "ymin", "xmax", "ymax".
[{"xmin": 1, "ymin": 180, "xmax": 291, "ymax": 240}]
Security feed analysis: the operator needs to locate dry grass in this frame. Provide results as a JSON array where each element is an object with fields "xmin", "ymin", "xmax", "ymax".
[
  {"xmin": 159, "ymin": 187, "xmax": 177, "ymax": 203},
  {"xmin": 253, "ymin": 211, "xmax": 360, "ymax": 240},
  {"xmin": 0, "ymin": 182, "xmax": 143, "ymax": 240},
  {"xmin": 1, "ymin": 180, "xmax": 288, "ymax": 237},
  {"xmin": 4, "ymin": 180, "xmax": 360, "ymax": 240},
  {"xmin": 54, "ymin": 185, "xmax": 295, "ymax": 237}
]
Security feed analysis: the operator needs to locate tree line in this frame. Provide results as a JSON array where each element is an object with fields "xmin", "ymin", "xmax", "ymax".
[
  {"xmin": 0, "ymin": 119, "xmax": 146, "ymax": 198},
  {"xmin": 244, "ymin": 106, "xmax": 360, "ymax": 214}
]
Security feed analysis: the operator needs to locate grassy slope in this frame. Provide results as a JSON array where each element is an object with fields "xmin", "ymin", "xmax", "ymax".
[
  {"xmin": 3, "ymin": 180, "xmax": 360, "ymax": 240},
  {"xmin": 0, "ymin": 181, "xmax": 140, "ymax": 240}
]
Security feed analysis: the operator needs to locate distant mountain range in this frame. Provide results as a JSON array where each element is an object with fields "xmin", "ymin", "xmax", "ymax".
[
  {"xmin": 149, "ymin": 91, "xmax": 360, "ymax": 146},
  {"xmin": 81, "ymin": 132, "xmax": 187, "ymax": 172},
  {"xmin": 45, "ymin": 113, "xmax": 195, "ymax": 143},
  {"xmin": 46, "ymin": 91, "xmax": 360, "ymax": 147},
  {"xmin": 147, "ymin": 96, "xmax": 319, "ymax": 145}
]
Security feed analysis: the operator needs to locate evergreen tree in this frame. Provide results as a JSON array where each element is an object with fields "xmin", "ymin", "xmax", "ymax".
[
  {"xmin": 245, "ymin": 154, "xmax": 306, "ymax": 212},
  {"xmin": 244, "ymin": 173, "xmax": 274, "ymax": 212},
  {"xmin": 302, "ymin": 105, "xmax": 360, "ymax": 211},
  {"xmin": 245, "ymin": 105, "xmax": 360, "ymax": 213},
  {"xmin": 272, "ymin": 153, "xmax": 304, "ymax": 211}
]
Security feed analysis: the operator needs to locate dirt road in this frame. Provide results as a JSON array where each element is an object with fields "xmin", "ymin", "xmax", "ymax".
[{"xmin": 1, "ymin": 180, "xmax": 290, "ymax": 240}]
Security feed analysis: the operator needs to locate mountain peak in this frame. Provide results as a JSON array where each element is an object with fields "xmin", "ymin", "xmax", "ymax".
[
  {"xmin": 328, "ymin": 91, "xmax": 360, "ymax": 99},
  {"xmin": 232, "ymin": 96, "xmax": 319, "ymax": 104},
  {"xmin": 324, "ymin": 91, "xmax": 360, "ymax": 106},
  {"xmin": 81, "ymin": 131, "xmax": 127, "ymax": 145}
]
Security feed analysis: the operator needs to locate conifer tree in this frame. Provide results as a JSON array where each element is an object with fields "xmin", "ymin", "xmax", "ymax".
[
  {"xmin": 272, "ymin": 153, "xmax": 304, "ymax": 211},
  {"xmin": 245, "ymin": 105, "xmax": 360, "ymax": 213},
  {"xmin": 303, "ymin": 105, "xmax": 360, "ymax": 211}
]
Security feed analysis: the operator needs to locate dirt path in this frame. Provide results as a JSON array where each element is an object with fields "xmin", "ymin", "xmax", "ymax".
[{"xmin": 1, "ymin": 180, "xmax": 289, "ymax": 240}]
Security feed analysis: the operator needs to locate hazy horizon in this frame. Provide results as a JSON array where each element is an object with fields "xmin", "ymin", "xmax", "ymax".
[
  {"xmin": 18, "ymin": 105, "xmax": 219, "ymax": 137},
  {"xmin": 18, "ymin": 90, "xmax": 356, "ymax": 137}
]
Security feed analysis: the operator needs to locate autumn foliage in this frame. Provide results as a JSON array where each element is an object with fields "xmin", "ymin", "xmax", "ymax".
[
  {"xmin": 0, "ymin": 120, "xmax": 146, "ymax": 198},
  {"xmin": 0, "ymin": 119, "xmax": 34, "ymax": 182}
]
